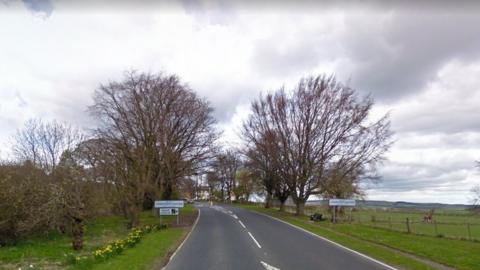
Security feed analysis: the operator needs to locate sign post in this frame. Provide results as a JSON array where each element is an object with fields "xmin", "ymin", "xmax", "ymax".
[
  {"xmin": 329, "ymin": 199, "xmax": 356, "ymax": 223},
  {"xmin": 154, "ymin": 200, "xmax": 184, "ymax": 225}
]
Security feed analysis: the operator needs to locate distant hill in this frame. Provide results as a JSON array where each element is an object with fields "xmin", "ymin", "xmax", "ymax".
[{"xmin": 305, "ymin": 199, "xmax": 473, "ymax": 210}]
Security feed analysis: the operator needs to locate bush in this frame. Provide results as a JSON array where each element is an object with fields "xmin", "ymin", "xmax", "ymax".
[
  {"xmin": 0, "ymin": 162, "xmax": 60, "ymax": 245},
  {"xmin": 310, "ymin": 213, "xmax": 324, "ymax": 222}
]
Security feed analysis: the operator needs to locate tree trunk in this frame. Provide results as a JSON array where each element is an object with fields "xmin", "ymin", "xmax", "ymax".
[
  {"xmin": 161, "ymin": 181, "xmax": 173, "ymax": 200},
  {"xmin": 279, "ymin": 201, "xmax": 286, "ymax": 212},
  {"xmin": 126, "ymin": 204, "xmax": 140, "ymax": 229},
  {"xmin": 71, "ymin": 218, "xmax": 84, "ymax": 250},
  {"xmin": 295, "ymin": 201, "xmax": 305, "ymax": 216},
  {"xmin": 265, "ymin": 192, "xmax": 272, "ymax": 208}
]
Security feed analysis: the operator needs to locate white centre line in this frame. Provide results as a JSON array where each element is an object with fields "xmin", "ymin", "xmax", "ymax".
[
  {"xmin": 238, "ymin": 220, "xmax": 246, "ymax": 228},
  {"xmin": 248, "ymin": 231, "xmax": 262, "ymax": 248},
  {"xmin": 261, "ymin": 261, "xmax": 281, "ymax": 270}
]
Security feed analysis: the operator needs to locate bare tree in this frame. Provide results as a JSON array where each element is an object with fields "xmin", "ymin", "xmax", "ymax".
[
  {"xmin": 243, "ymin": 132, "xmax": 289, "ymax": 210},
  {"xmin": 12, "ymin": 119, "xmax": 84, "ymax": 173},
  {"xmin": 472, "ymin": 185, "xmax": 480, "ymax": 207},
  {"xmin": 234, "ymin": 168, "xmax": 257, "ymax": 202},
  {"xmin": 89, "ymin": 71, "xmax": 218, "ymax": 227},
  {"xmin": 0, "ymin": 161, "xmax": 59, "ymax": 245},
  {"xmin": 5, "ymin": 120, "xmax": 97, "ymax": 250},
  {"xmin": 54, "ymin": 150, "xmax": 99, "ymax": 250},
  {"xmin": 243, "ymin": 75, "xmax": 391, "ymax": 215},
  {"xmin": 206, "ymin": 171, "xmax": 222, "ymax": 201},
  {"xmin": 319, "ymin": 164, "xmax": 366, "ymax": 200},
  {"xmin": 470, "ymin": 162, "xmax": 480, "ymax": 213},
  {"xmin": 211, "ymin": 150, "xmax": 241, "ymax": 202}
]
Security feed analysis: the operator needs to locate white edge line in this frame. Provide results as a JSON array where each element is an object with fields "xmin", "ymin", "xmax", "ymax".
[
  {"xmin": 251, "ymin": 210, "xmax": 398, "ymax": 270},
  {"xmin": 239, "ymin": 220, "xmax": 246, "ymax": 228},
  {"xmin": 248, "ymin": 231, "xmax": 262, "ymax": 248},
  {"xmin": 162, "ymin": 207, "xmax": 201, "ymax": 270}
]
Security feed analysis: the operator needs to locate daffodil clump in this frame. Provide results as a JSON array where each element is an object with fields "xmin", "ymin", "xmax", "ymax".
[{"xmin": 92, "ymin": 224, "xmax": 166, "ymax": 261}]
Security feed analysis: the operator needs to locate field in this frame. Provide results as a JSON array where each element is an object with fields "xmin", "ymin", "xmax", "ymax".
[
  {"xmin": 282, "ymin": 205, "xmax": 480, "ymax": 241},
  {"xmin": 0, "ymin": 205, "xmax": 197, "ymax": 270},
  {"xmin": 239, "ymin": 203, "xmax": 480, "ymax": 270}
]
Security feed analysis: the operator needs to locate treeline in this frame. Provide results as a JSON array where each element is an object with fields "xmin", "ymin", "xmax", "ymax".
[
  {"xmin": 0, "ymin": 71, "xmax": 391, "ymax": 250},
  {"xmin": 206, "ymin": 75, "xmax": 391, "ymax": 215}
]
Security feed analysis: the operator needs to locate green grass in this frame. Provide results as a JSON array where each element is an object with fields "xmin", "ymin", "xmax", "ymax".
[
  {"xmin": 280, "ymin": 204, "xmax": 480, "ymax": 240},
  {"xmin": 0, "ymin": 205, "xmax": 196, "ymax": 270},
  {"xmin": 81, "ymin": 228, "xmax": 186, "ymax": 270},
  {"xmin": 238, "ymin": 204, "xmax": 480, "ymax": 270}
]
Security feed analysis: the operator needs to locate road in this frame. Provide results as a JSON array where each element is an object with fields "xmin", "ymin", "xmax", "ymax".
[{"xmin": 164, "ymin": 203, "xmax": 396, "ymax": 270}]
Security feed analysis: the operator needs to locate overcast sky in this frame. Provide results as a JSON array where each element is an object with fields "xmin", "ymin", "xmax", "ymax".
[{"xmin": 1, "ymin": 0, "xmax": 479, "ymax": 204}]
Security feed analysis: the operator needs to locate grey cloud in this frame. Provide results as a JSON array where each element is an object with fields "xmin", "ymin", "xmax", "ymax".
[
  {"xmin": 249, "ymin": 7, "xmax": 480, "ymax": 103},
  {"xmin": 374, "ymin": 161, "xmax": 473, "ymax": 192},
  {"xmin": 193, "ymin": 81, "xmax": 259, "ymax": 123},
  {"xmin": 252, "ymin": 32, "xmax": 338, "ymax": 78},
  {"xmin": 394, "ymin": 108, "xmax": 480, "ymax": 134},
  {"xmin": 22, "ymin": 0, "xmax": 53, "ymax": 17},
  {"xmin": 394, "ymin": 132, "xmax": 480, "ymax": 150},
  {"xmin": 347, "ymin": 12, "xmax": 480, "ymax": 101},
  {"xmin": 180, "ymin": 0, "xmax": 235, "ymax": 26},
  {"xmin": 14, "ymin": 91, "xmax": 28, "ymax": 108}
]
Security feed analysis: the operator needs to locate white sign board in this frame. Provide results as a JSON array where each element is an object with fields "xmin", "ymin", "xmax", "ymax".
[
  {"xmin": 329, "ymin": 199, "xmax": 356, "ymax": 207},
  {"xmin": 159, "ymin": 208, "xmax": 179, "ymax": 216},
  {"xmin": 155, "ymin": 200, "xmax": 184, "ymax": 208}
]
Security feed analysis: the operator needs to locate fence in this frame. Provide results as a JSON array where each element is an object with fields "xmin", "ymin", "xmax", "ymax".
[
  {"xmin": 355, "ymin": 215, "xmax": 480, "ymax": 241},
  {"xmin": 279, "ymin": 205, "xmax": 480, "ymax": 241}
]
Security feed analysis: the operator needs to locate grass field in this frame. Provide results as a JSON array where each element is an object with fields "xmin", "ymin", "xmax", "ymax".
[
  {"xmin": 238, "ymin": 203, "xmax": 480, "ymax": 270},
  {"xmin": 0, "ymin": 205, "xmax": 197, "ymax": 270},
  {"xmin": 281, "ymin": 205, "xmax": 480, "ymax": 241}
]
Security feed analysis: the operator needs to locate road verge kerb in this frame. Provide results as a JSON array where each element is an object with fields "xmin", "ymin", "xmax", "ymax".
[
  {"xmin": 162, "ymin": 207, "xmax": 201, "ymax": 270},
  {"xmin": 250, "ymin": 210, "xmax": 399, "ymax": 270}
]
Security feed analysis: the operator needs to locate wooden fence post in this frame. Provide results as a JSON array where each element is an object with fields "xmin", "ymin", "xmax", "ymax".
[
  {"xmin": 467, "ymin": 223, "xmax": 472, "ymax": 240},
  {"xmin": 434, "ymin": 220, "xmax": 438, "ymax": 235},
  {"xmin": 389, "ymin": 217, "xmax": 392, "ymax": 230},
  {"xmin": 406, "ymin": 218, "xmax": 411, "ymax": 233}
]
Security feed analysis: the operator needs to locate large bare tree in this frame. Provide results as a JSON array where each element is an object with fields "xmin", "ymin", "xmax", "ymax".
[
  {"xmin": 243, "ymin": 132, "xmax": 290, "ymax": 210},
  {"xmin": 472, "ymin": 185, "xmax": 480, "ymax": 206},
  {"xmin": 8, "ymin": 119, "xmax": 98, "ymax": 250},
  {"xmin": 89, "ymin": 71, "xmax": 218, "ymax": 226},
  {"xmin": 211, "ymin": 150, "xmax": 241, "ymax": 202},
  {"xmin": 243, "ymin": 75, "xmax": 391, "ymax": 215},
  {"xmin": 12, "ymin": 119, "xmax": 84, "ymax": 173}
]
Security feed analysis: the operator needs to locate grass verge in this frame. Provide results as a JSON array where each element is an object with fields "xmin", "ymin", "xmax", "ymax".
[
  {"xmin": 238, "ymin": 204, "xmax": 480, "ymax": 270},
  {"xmin": 0, "ymin": 205, "xmax": 197, "ymax": 270},
  {"xmin": 83, "ymin": 227, "xmax": 186, "ymax": 270}
]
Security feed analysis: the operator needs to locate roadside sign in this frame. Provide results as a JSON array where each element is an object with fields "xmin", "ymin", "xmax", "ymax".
[
  {"xmin": 154, "ymin": 200, "xmax": 184, "ymax": 208},
  {"xmin": 329, "ymin": 199, "xmax": 356, "ymax": 224},
  {"xmin": 329, "ymin": 199, "xmax": 356, "ymax": 207},
  {"xmin": 159, "ymin": 208, "xmax": 179, "ymax": 216}
]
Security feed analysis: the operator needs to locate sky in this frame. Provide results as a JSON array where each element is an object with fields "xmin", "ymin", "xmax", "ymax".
[{"xmin": 1, "ymin": 0, "xmax": 479, "ymax": 204}]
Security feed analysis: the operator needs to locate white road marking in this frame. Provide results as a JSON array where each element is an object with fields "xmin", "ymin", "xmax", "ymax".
[
  {"xmin": 238, "ymin": 220, "xmax": 246, "ymax": 228},
  {"xmin": 253, "ymin": 211, "xmax": 398, "ymax": 270},
  {"xmin": 162, "ymin": 208, "xmax": 201, "ymax": 270},
  {"xmin": 261, "ymin": 261, "xmax": 280, "ymax": 270},
  {"xmin": 248, "ymin": 231, "xmax": 262, "ymax": 248},
  {"xmin": 232, "ymin": 214, "xmax": 238, "ymax": 219}
]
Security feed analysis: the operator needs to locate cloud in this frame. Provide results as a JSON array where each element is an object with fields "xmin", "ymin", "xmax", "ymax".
[
  {"xmin": 1, "ymin": 1, "xmax": 480, "ymax": 203},
  {"xmin": 22, "ymin": 0, "xmax": 53, "ymax": 17},
  {"xmin": 370, "ymin": 61, "xmax": 480, "ymax": 134},
  {"xmin": 345, "ymin": 10, "xmax": 480, "ymax": 102}
]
